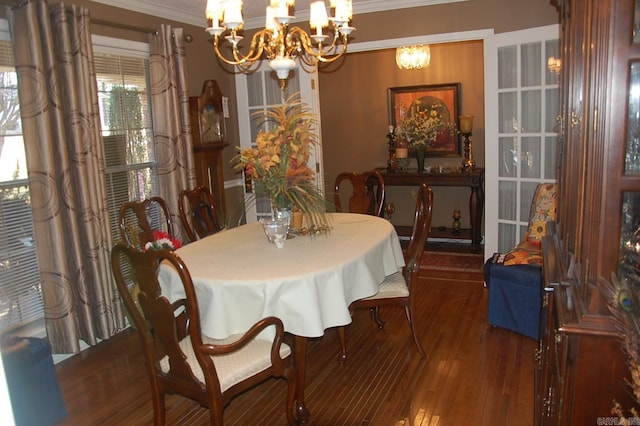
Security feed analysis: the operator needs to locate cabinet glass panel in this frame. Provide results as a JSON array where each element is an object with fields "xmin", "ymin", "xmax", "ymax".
[
  {"xmin": 627, "ymin": 62, "xmax": 640, "ymax": 173},
  {"xmin": 619, "ymin": 192, "xmax": 640, "ymax": 285},
  {"xmin": 634, "ymin": 0, "xmax": 640, "ymax": 44}
]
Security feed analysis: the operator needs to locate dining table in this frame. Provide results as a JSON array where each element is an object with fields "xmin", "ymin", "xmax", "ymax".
[{"xmin": 158, "ymin": 212, "xmax": 405, "ymax": 422}]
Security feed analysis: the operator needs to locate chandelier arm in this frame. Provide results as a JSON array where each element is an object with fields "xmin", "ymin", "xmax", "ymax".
[
  {"xmin": 211, "ymin": 29, "xmax": 269, "ymax": 66},
  {"xmin": 289, "ymin": 27, "xmax": 348, "ymax": 64}
]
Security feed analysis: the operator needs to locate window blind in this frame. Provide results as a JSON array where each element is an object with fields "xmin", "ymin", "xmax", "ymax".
[
  {"xmin": 0, "ymin": 39, "xmax": 43, "ymax": 332},
  {"xmin": 94, "ymin": 52, "xmax": 159, "ymax": 245}
]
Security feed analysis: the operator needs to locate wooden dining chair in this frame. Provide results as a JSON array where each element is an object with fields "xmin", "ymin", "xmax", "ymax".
[
  {"xmin": 110, "ymin": 243, "xmax": 298, "ymax": 426},
  {"xmin": 337, "ymin": 183, "xmax": 433, "ymax": 363},
  {"xmin": 333, "ymin": 171, "xmax": 385, "ymax": 217},
  {"xmin": 178, "ymin": 186, "xmax": 223, "ymax": 243},
  {"xmin": 118, "ymin": 196, "xmax": 175, "ymax": 249}
]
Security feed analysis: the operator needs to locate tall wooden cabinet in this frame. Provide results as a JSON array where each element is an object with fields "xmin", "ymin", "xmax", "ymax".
[
  {"xmin": 189, "ymin": 80, "xmax": 228, "ymax": 219},
  {"xmin": 537, "ymin": 0, "xmax": 640, "ymax": 423}
]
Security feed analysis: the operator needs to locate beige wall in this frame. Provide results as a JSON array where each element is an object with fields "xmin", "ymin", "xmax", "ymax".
[{"xmin": 4, "ymin": 0, "xmax": 559, "ymax": 230}]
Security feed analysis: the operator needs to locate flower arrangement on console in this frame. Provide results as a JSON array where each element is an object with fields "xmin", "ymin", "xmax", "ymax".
[
  {"xmin": 233, "ymin": 93, "xmax": 328, "ymax": 229},
  {"xmin": 143, "ymin": 230, "xmax": 182, "ymax": 251},
  {"xmin": 397, "ymin": 99, "xmax": 455, "ymax": 149}
]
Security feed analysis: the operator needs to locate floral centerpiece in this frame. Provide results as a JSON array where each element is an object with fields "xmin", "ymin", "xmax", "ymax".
[
  {"xmin": 397, "ymin": 99, "xmax": 455, "ymax": 172},
  {"xmin": 233, "ymin": 93, "xmax": 328, "ymax": 229}
]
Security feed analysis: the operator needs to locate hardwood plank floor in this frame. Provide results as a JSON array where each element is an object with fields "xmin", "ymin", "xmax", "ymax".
[{"xmin": 53, "ymin": 272, "xmax": 536, "ymax": 425}]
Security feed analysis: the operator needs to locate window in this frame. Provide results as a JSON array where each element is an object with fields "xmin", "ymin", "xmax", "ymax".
[
  {"xmin": 0, "ymin": 26, "xmax": 43, "ymax": 331},
  {"xmin": 93, "ymin": 37, "xmax": 159, "ymax": 243}
]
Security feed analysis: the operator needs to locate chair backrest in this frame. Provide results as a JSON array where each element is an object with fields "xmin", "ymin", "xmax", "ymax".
[
  {"xmin": 119, "ymin": 196, "xmax": 175, "ymax": 248},
  {"xmin": 523, "ymin": 183, "xmax": 557, "ymax": 244},
  {"xmin": 178, "ymin": 186, "xmax": 223, "ymax": 243},
  {"xmin": 334, "ymin": 171, "xmax": 385, "ymax": 217},
  {"xmin": 404, "ymin": 183, "xmax": 434, "ymax": 283},
  {"xmin": 111, "ymin": 243, "xmax": 223, "ymax": 411}
]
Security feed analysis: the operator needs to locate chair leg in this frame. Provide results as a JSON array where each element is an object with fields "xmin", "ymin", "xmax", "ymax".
[
  {"xmin": 405, "ymin": 305, "xmax": 426, "ymax": 358},
  {"xmin": 152, "ymin": 391, "xmax": 166, "ymax": 426},
  {"xmin": 336, "ymin": 326, "xmax": 347, "ymax": 364},
  {"xmin": 370, "ymin": 307, "xmax": 385, "ymax": 329}
]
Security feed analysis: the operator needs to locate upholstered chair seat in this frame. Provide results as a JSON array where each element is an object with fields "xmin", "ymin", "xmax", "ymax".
[{"xmin": 159, "ymin": 334, "xmax": 291, "ymax": 393}]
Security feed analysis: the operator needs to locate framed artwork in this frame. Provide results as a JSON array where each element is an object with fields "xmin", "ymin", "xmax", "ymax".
[{"xmin": 388, "ymin": 83, "xmax": 461, "ymax": 157}]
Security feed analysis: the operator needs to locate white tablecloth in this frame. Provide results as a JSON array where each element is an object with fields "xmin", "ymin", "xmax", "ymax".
[{"xmin": 158, "ymin": 212, "xmax": 404, "ymax": 339}]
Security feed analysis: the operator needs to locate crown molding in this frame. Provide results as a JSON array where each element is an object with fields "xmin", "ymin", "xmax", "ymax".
[{"xmin": 90, "ymin": 0, "xmax": 468, "ymax": 29}]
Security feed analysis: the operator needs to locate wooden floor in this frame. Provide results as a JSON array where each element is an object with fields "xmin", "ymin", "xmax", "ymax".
[{"xmin": 54, "ymin": 270, "xmax": 536, "ymax": 425}]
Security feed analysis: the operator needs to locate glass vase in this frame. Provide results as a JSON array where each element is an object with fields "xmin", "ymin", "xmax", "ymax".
[{"xmin": 415, "ymin": 146, "xmax": 426, "ymax": 173}]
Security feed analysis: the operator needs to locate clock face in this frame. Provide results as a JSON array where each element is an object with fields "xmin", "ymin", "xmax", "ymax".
[{"xmin": 201, "ymin": 104, "xmax": 223, "ymax": 142}]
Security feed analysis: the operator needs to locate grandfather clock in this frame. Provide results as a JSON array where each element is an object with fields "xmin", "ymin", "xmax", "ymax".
[{"xmin": 189, "ymin": 80, "xmax": 228, "ymax": 219}]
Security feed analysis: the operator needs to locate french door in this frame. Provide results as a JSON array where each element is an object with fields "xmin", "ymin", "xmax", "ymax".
[
  {"xmin": 484, "ymin": 25, "xmax": 559, "ymax": 257},
  {"xmin": 235, "ymin": 63, "xmax": 323, "ymax": 223}
]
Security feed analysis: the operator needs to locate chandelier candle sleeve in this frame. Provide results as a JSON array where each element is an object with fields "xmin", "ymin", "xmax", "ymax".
[{"xmin": 310, "ymin": 2, "xmax": 329, "ymax": 37}]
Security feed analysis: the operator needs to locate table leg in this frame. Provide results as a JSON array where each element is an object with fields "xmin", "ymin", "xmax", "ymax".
[
  {"xmin": 294, "ymin": 335, "xmax": 310, "ymax": 423},
  {"xmin": 469, "ymin": 184, "xmax": 484, "ymax": 253}
]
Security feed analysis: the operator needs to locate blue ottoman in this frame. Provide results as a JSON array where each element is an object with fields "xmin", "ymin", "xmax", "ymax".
[
  {"xmin": 485, "ymin": 257, "xmax": 543, "ymax": 340},
  {"xmin": 1, "ymin": 337, "xmax": 67, "ymax": 426}
]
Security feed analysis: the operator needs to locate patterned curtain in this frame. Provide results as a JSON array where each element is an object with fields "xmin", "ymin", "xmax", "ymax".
[
  {"xmin": 149, "ymin": 25, "xmax": 196, "ymax": 243},
  {"xmin": 8, "ymin": 0, "xmax": 124, "ymax": 353}
]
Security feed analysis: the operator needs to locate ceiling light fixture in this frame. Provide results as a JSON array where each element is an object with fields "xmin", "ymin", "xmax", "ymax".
[
  {"xmin": 205, "ymin": 0, "xmax": 355, "ymax": 88},
  {"xmin": 395, "ymin": 45, "xmax": 430, "ymax": 70}
]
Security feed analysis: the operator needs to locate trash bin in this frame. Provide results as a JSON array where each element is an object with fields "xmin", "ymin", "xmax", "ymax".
[{"xmin": 1, "ymin": 337, "xmax": 67, "ymax": 426}]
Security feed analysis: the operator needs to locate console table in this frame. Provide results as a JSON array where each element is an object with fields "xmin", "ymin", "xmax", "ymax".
[{"xmin": 376, "ymin": 168, "xmax": 484, "ymax": 252}]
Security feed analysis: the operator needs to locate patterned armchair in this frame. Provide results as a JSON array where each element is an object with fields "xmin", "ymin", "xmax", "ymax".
[{"xmin": 484, "ymin": 183, "xmax": 557, "ymax": 340}]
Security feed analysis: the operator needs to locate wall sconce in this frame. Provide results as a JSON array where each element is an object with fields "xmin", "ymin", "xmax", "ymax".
[
  {"xmin": 395, "ymin": 45, "xmax": 430, "ymax": 70},
  {"xmin": 548, "ymin": 56, "xmax": 561, "ymax": 74},
  {"xmin": 459, "ymin": 115, "xmax": 475, "ymax": 170}
]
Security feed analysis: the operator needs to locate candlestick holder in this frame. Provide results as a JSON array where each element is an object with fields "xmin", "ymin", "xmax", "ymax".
[
  {"xmin": 452, "ymin": 209, "xmax": 462, "ymax": 235},
  {"xmin": 384, "ymin": 202, "xmax": 396, "ymax": 222},
  {"xmin": 461, "ymin": 132, "xmax": 476, "ymax": 170},
  {"xmin": 459, "ymin": 115, "xmax": 475, "ymax": 170}
]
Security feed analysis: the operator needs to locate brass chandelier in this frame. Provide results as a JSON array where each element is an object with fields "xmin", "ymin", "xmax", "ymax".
[{"xmin": 205, "ymin": 0, "xmax": 355, "ymax": 87}]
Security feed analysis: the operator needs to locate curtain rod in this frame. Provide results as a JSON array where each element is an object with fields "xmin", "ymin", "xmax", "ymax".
[{"xmin": 91, "ymin": 19, "xmax": 157, "ymax": 35}]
